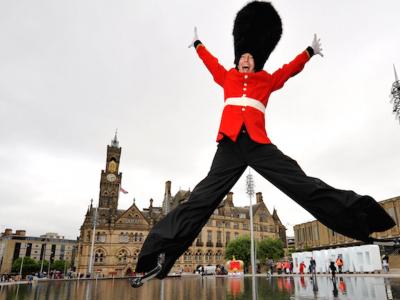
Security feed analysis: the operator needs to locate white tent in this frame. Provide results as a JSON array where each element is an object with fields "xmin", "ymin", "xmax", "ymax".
[{"xmin": 292, "ymin": 245, "xmax": 382, "ymax": 274}]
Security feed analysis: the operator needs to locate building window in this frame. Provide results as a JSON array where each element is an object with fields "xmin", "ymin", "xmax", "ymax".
[
  {"xmin": 224, "ymin": 221, "xmax": 230, "ymax": 229},
  {"xmin": 184, "ymin": 251, "xmax": 192, "ymax": 262},
  {"xmin": 119, "ymin": 232, "xmax": 129, "ymax": 243},
  {"xmin": 207, "ymin": 231, "xmax": 212, "ymax": 243},
  {"xmin": 234, "ymin": 232, "xmax": 239, "ymax": 239},
  {"xmin": 117, "ymin": 249, "xmax": 128, "ymax": 264},
  {"xmin": 259, "ymin": 213, "xmax": 267, "ymax": 223},
  {"xmin": 205, "ymin": 250, "xmax": 213, "ymax": 263},
  {"xmin": 133, "ymin": 250, "xmax": 139, "ymax": 262},
  {"xmin": 226, "ymin": 232, "xmax": 231, "ymax": 244},
  {"xmin": 96, "ymin": 232, "xmax": 106, "ymax": 243},
  {"xmin": 233, "ymin": 223, "xmax": 239, "ymax": 229},
  {"xmin": 195, "ymin": 251, "xmax": 203, "ymax": 263},
  {"xmin": 215, "ymin": 251, "xmax": 222, "ymax": 261},
  {"xmin": 94, "ymin": 249, "xmax": 105, "ymax": 263},
  {"xmin": 217, "ymin": 231, "xmax": 222, "ymax": 243}
]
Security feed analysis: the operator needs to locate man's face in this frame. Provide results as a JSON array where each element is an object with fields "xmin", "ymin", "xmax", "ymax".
[{"xmin": 238, "ymin": 53, "xmax": 255, "ymax": 73}]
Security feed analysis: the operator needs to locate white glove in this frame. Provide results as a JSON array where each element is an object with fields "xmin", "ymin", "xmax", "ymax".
[
  {"xmin": 311, "ymin": 34, "xmax": 323, "ymax": 57},
  {"xmin": 188, "ymin": 26, "xmax": 199, "ymax": 48}
]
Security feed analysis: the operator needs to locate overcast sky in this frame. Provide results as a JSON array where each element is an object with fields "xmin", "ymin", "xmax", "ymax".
[{"xmin": 1, "ymin": 0, "xmax": 399, "ymax": 239}]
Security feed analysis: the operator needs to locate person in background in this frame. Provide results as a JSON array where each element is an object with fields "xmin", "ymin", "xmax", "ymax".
[
  {"xmin": 329, "ymin": 261, "xmax": 337, "ymax": 280},
  {"xmin": 382, "ymin": 254, "xmax": 389, "ymax": 273},
  {"xmin": 310, "ymin": 257, "xmax": 316, "ymax": 274},
  {"xmin": 336, "ymin": 256, "xmax": 343, "ymax": 274},
  {"xmin": 299, "ymin": 261, "xmax": 306, "ymax": 275}
]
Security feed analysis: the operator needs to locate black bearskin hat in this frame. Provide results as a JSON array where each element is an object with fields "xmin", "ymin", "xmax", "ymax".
[{"xmin": 233, "ymin": 1, "xmax": 282, "ymax": 71}]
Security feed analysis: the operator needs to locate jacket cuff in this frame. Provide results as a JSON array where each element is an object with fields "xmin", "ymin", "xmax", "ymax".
[
  {"xmin": 194, "ymin": 40, "xmax": 202, "ymax": 49},
  {"xmin": 306, "ymin": 46, "xmax": 314, "ymax": 57}
]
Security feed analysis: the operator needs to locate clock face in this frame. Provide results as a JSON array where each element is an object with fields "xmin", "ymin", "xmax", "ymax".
[{"xmin": 106, "ymin": 174, "xmax": 117, "ymax": 182}]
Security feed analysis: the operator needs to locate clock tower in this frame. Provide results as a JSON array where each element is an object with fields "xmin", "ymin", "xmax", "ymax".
[{"xmin": 98, "ymin": 132, "xmax": 122, "ymax": 211}]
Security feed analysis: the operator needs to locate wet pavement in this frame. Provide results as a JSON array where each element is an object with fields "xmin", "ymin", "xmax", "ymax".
[{"xmin": 1, "ymin": 275, "xmax": 400, "ymax": 300}]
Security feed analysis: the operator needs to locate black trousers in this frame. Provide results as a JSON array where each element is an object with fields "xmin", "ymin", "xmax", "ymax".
[{"xmin": 136, "ymin": 130, "xmax": 394, "ymax": 278}]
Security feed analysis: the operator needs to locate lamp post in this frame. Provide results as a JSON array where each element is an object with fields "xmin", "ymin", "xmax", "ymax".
[
  {"xmin": 246, "ymin": 169, "xmax": 257, "ymax": 300},
  {"xmin": 246, "ymin": 170, "xmax": 256, "ymax": 276}
]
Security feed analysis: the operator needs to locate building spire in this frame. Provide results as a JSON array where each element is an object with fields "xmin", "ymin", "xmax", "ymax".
[
  {"xmin": 394, "ymin": 64, "xmax": 399, "ymax": 82},
  {"xmin": 111, "ymin": 129, "xmax": 119, "ymax": 147}
]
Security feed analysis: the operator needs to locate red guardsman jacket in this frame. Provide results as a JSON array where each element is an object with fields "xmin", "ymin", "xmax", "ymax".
[{"xmin": 196, "ymin": 43, "xmax": 311, "ymax": 144}]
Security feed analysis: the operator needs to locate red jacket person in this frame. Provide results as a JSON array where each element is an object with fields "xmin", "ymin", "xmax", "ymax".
[{"xmin": 133, "ymin": 1, "xmax": 395, "ymax": 285}]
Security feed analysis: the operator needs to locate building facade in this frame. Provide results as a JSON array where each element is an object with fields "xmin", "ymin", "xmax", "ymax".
[
  {"xmin": 0, "ymin": 229, "xmax": 77, "ymax": 275},
  {"xmin": 293, "ymin": 196, "xmax": 400, "ymax": 251},
  {"xmin": 75, "ymin": 135, "xmax": 286, "ymax": 277}
]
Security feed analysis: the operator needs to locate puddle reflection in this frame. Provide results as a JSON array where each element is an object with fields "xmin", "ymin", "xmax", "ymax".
[{"xmin": 0, "ymin": 275, "xmax": 398, "ymax": 300}]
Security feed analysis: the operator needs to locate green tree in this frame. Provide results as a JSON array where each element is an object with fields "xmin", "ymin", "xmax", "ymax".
[
  {"xmin": 11, "ymin": 257, "xmax": 39, "ymax": 275},
  {"xmin": 51, "ymin": 260, "xmax": 69, "ymax": 272},
  {"xmin": 225, "ymin": 235, "xmax": 251, "ymax": 267},
  {"xmin": 40, "ymin": 260, "xmax": 50, "ymax": 273},
  {"xmin": 257, "ymin": 238, "xmax": 284, "ymax": 262}
]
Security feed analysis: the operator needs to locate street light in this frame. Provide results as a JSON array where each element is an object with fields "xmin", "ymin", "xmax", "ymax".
[
  {"xmin": 246, "ymin": 170, "xmax": 256, "ymax": 276},
  {"xmin": 246, "ymin": 169, "xmax": 257, "ymax": 300}
]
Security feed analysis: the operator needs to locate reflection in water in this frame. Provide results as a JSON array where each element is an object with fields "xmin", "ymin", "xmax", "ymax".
[{"xmin": 0, "ymin": 276, "xmax": 398, "ymax": 300}]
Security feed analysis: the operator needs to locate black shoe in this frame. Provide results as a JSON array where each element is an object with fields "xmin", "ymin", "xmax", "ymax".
[{"xmin": 129, "ymin": 253, "xmax": 165, "ymax": 288}]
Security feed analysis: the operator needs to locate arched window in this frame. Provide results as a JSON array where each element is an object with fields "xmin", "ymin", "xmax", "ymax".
[
  {"xmin": 215, "ymin": 251, "xmax": 222, "ymax": 262},
  {"xmin": 184, "ymin": 251, "xmax": 192, "ymax": 262},
  {"xmin": 133, "ymin": 249, "xmax": 140, "ymax": 262},
  {"xmin": 195, "ymin": 250, "xmax": 202, "ymax": 263},
  {"xmin": 134, "ymin": 233, "xmax": 138, "ymax": 242},
  {"xmin": 94, "ymin": 249, "xmax": 106, "ymax": 263},
  {"xmin": 205, "ymin": 250, "xmax": 213, "ymax": 263},
  {"xmin": 117, "ymin": 249, "xmax": 128, "ymax": 264},
  {"xmin": 139, "ymin": 233, "xmax": 143, "ymax": 242}
]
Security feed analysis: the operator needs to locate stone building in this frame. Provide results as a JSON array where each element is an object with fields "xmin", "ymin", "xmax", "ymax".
[
  {"xmin": 293, "ymin": 196, "xmax": 400, "ymax": 251},
  {"xmin": 0, "ymin": 229, "xmax": 76, "ymax": 275},
  {"xmin": 75, "ymin": 135, "xmax": 286, "ymax": 276}
]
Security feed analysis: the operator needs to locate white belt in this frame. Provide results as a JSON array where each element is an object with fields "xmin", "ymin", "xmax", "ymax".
[{"xmin": 224, "ymin": 97, "xmax": 265, "ymax": 114}]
